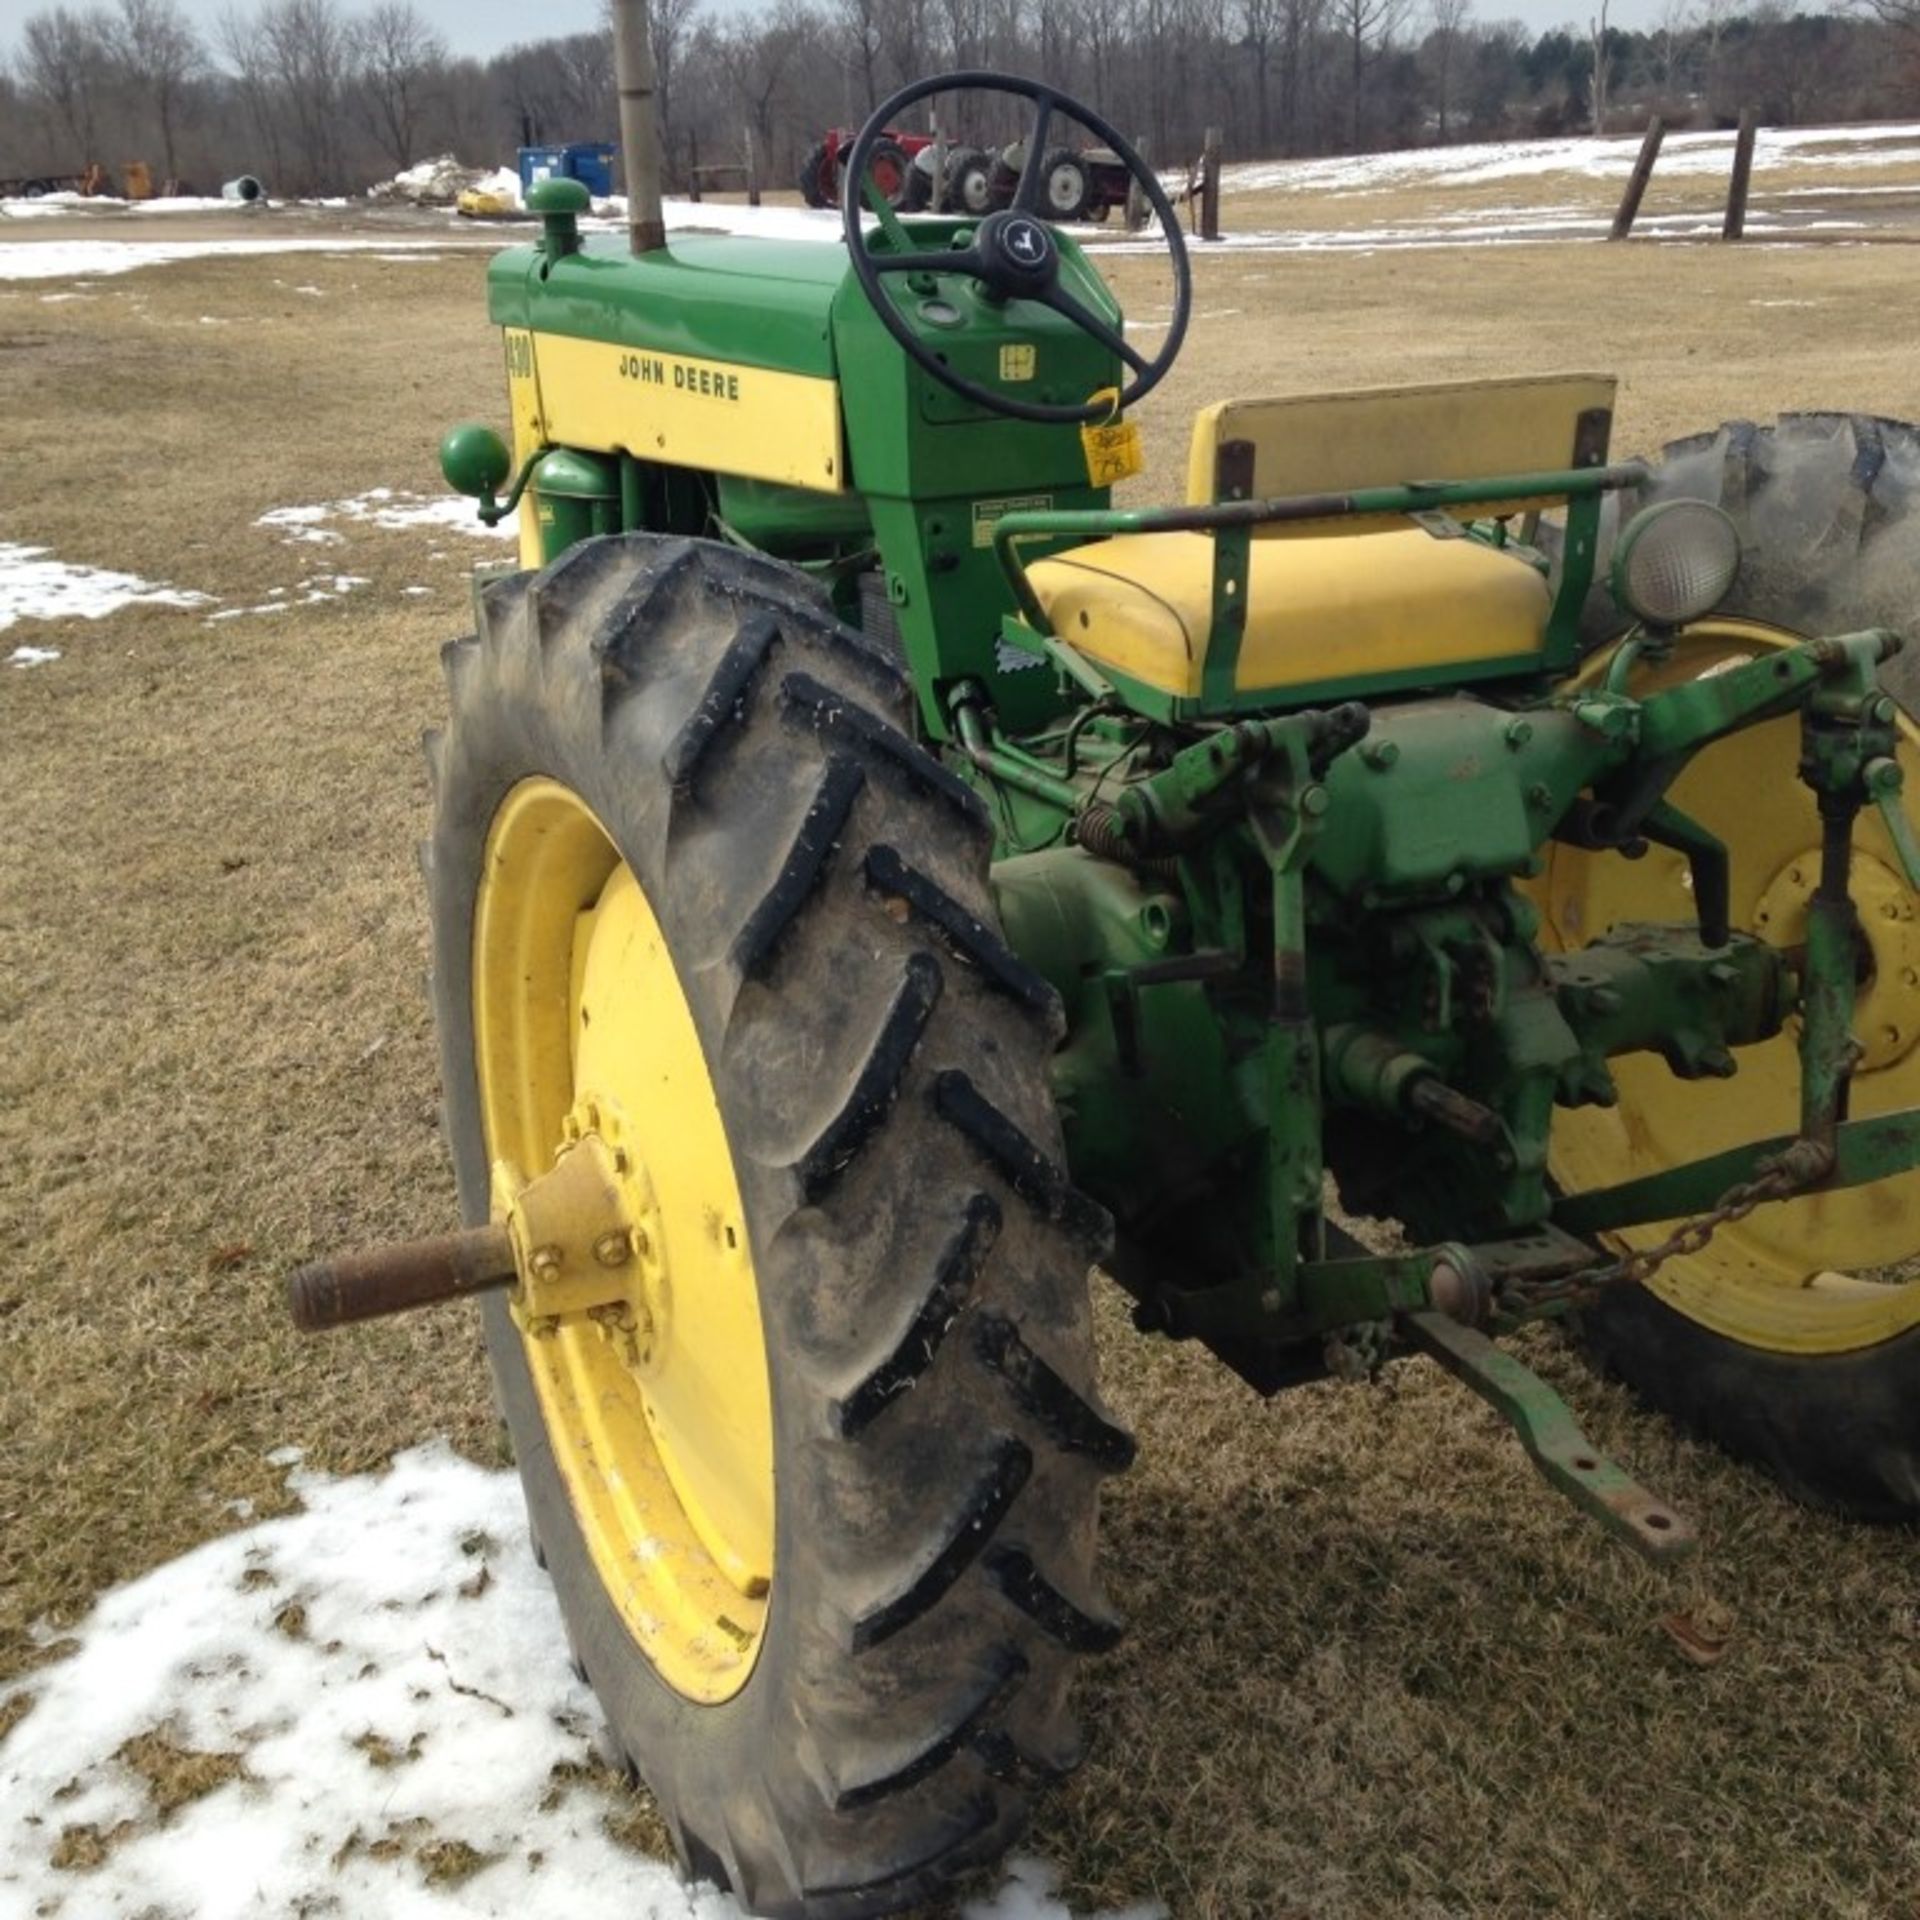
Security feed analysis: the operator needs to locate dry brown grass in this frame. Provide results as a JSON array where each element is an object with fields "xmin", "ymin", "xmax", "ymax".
[{"xmin": 3, "ymin": 207, "xmax": 1919, "ymax": 1919}]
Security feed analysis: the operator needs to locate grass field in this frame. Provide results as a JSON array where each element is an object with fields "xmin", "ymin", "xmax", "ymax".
[{"xmin": 3, "ymin": 189, "xmax": 1919, "ymax": 1919}]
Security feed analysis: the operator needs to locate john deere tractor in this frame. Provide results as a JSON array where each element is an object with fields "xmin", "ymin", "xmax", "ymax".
[{"xmin": 288, "ymin": 31, "xmax": 1920, "ymax": 1918}]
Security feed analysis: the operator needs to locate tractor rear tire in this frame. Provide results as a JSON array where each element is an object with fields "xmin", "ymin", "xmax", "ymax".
[
  {"xmin": 1580, "ymin": 412, "xmax": 1920, "ymax": 717},
  {"xmin": 1564, "ymin": 413, "xmax": 1920, "ymax": 1521},
  {"xmin": 864, "ymin": 137, "xmax": 915, "ymax": 210},
  {"xmin": 1035, "ymin": 148, "xmax": 1092, "ymax": 222},
  {"xmin": 904, "ymin": 150, "xmax": 933, "ymax": 211},
  {"xmin": 426, "ymin": 535, "xmax": 1129, "ymax": 1916},
  {"xmin": 944, "ymin": 146, "xmax": 995, "ymax": 217},
  {"xmin": 797, "ymin": 140, "xmax": 834, "ymax": 209}
]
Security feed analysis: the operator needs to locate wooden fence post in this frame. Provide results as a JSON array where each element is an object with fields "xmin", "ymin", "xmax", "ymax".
[
  {"xmin": 1125, "ymin": 135, "xmax": 1150, "ymax": 231},
  {"xmin": 745, "ymin": 126, "xmax": 761, "ymax": 207},
  {"xmin": 1610, "ymin": 115, "xmax": 1665, "ymax": 240},
  {"xmin": 1723, "ymin": 107, "xmax": 1758, "ymax": 240},
  {"xmin": 1200, "ymin": 125, "xmax": 1222, "ymax": 241}
]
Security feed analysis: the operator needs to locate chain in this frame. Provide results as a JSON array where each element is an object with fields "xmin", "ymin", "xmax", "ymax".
[{"xmin": 1511, "ymin": 1138, "xmax": 1834, "ymax": 1315}]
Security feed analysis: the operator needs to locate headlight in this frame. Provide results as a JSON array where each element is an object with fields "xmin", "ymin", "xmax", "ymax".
[{"xmin": 1610, "ymin": 499, "xmax": 1742, "ymax": 628}]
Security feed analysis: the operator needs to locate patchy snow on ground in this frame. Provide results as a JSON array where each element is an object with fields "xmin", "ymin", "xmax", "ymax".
[
  {"xmin": 1222, "ymin": 118, "xmax": 1920, "ymax": 196},
  {"xmin": 9, "ymin": 644, "xmax": 61, "ymax": 666},
  {"xmin": 0, "ymin": 236, "xmax": 494, "ymax": 282},
  {"xmin": 0, "ymin": 1443, "xmax": 1162, "ymax": 1920},
  {"xmin": 0, "ymin": 541, "xmax": 210, "ymax": 632},
  {"xmin": 258, "ymin": 487, "xmax": 510, "ymax": 545},
  {"xmin": 0, "ymin": 192, "xmax": 252, "ymax": 220},
  {"xmin": 205, "ymin": 573, "xmax": 374, "ymax": 621}
]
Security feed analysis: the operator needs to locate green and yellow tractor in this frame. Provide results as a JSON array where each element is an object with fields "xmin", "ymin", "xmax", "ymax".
[{"xmin": 289, "ymin": 29, "xmax": 1920, "ymax": 1918}]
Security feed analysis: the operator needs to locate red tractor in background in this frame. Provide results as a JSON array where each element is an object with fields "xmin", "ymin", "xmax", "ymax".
[{"xmin": 796, "ymin": 123, "xmax": 1134, "ymax": 220}]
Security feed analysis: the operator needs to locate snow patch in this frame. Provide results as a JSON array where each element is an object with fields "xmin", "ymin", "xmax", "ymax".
[
  {"xmin": 0, "ymin": 236, "xmax": 493, "ymax": 283},
  {"xmin": 0, "ymin": 542, "xmax": 209, "ymax": 631},
  {"xmin": 205, "ymin": 574, "xmax": 372, "ymax": 621},
  {"xmin": 259, "ymin": 488, "xmax": 510, "ymax": 543},
  {"xmin": 467, "ymin": 167, "xmax": 525, "ymax": 208},
  {"xmin": 1220, "ymin": 119, "xmax": 1920, "ymax": 195},
  {"xmin": 9, "ymin": 644, "xmax": 61, "ymax": 667},
  {"xmin": 0, "ymin": 1443, "xmax": 1162, "ymax": 1920}
]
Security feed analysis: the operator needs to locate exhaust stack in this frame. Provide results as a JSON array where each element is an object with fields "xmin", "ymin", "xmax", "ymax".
[{"xmin": 611, "ymin": 0, "xmax": 666, "ymax": 254}]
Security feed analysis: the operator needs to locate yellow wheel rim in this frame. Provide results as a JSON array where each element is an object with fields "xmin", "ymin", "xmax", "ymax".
[
  {"xmin": 473, "ymin": 777, "xmax": 774, "ymax": 1702},
  {"xmin": 1531, "ymin": 620, "xmax": 1920, "ymax": 1356}
]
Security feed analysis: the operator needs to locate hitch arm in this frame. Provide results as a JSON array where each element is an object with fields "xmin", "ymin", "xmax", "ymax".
[{"xmin": 1399, "ymin": 1309, "xmax": 1696, "ymax": 1563}]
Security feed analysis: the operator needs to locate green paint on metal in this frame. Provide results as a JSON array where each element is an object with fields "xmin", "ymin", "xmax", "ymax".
[
  {"xmin": 458, "ymin": 209, "xmax": 1920, "ymax": 1556},
  {"xmin": 1553, "ymin": 1105, "xmax": 1920, "ymax": 1238},
  {"xmin": 488, "ymin": 236, "xmax": 848, "ymax": 377},
  {"xmin": 1399, "ymin": 1310, "xmax": 1696, "ymax": 1562}
]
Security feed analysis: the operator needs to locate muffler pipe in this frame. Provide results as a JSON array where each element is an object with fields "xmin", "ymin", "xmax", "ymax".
[{"xmin": 611, "ymin": 0, "xmax": 666, "ymax": 255}]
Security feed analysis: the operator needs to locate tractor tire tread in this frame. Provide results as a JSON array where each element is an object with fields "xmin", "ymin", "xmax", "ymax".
[
  {"xmin": 835, "ymin": 1192, "xmax": 1001, "ymax": 1437},
  {"xmin": 1589, "ymin": 410, "xmax": 1920, "ymax": 717},
  {"xmin": 933, "ymin": 1067, "xmax": 1111, "ymax": 1249},
  {"xmin": 429, "ymin": 531, "xmax": 1124, "ymax": 1918},
  {"xmin": 863, "ymin": 843, "xmax": 1062, "ymax": 1024},
  {"xmin": 795, "ymin": 948, "xmax": 943, "ymax": 1199},
  {"xmin": 732, "ymin": 754, "xmax": 868, "ymax": 979}
]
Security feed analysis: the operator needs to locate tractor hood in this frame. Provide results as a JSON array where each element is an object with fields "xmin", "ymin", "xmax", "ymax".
[{"xmin": 487, "ymin": 233, "xmax": 845, "ymax": 378}]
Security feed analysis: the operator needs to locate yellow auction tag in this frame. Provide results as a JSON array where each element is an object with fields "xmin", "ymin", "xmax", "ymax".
[{"xmin": 1079, "ymin": 388, "xmax": 1144, "ymax": 488}]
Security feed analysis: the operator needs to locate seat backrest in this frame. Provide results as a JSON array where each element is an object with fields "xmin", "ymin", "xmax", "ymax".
[{"xmin": 1184, "ymin": 372, "xmax": 1618, "ymax": 532}]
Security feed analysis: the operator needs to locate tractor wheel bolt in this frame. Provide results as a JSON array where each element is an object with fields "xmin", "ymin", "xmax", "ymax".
[
  {"xmin": 594, "ymin": 1230, "xmax": 632, "ymax": 1268},
  {"xmin": 529, "ymin": 1245, "xmax": 562, "ymax": 1278}
]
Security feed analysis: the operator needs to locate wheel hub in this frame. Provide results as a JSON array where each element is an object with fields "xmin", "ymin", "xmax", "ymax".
[
  {"xmin": 1530, "ymin": 621, "xmax": 1920, "ymax": 1354},
  {"xmin": 492, "ymin": 1098, "xmax": 671, "ymax": 1367},
  {"xmin": 472, "ymin": 776, "xmax": 775, "ymax": 1701}
]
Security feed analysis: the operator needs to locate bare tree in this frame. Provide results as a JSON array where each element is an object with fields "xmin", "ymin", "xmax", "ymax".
[
  {"xmin": 19, "ymin": 7, "xmax": 115, "ymax": 165},
  {"xmin": 1649, "ymin": 0, "xmax": 1687, "ymax": 87},
  {"xmin": 647, "ymin": 0, "xmax": 701, "ymax": 184},
  {"xmin": 552, "ymin": 25, "xmax": 614, "ymax": 129},
  {"xmin": 1424, "ymin": 0, "xmax": 1471, "ymax": 138},
  {"xmin": 1240, "ymin": 0, "xmax": 1283, "ymax": 150},
  {"xmin": 254, "ymin": 0, "xmax": 351, "ymax": 193},
  {"xmin": 875, "ymin": 0, "xmax": 929, "ymax": 99},
  {"xmin": 217, "ymin": 4, "xmax": 287, "ymax": 184},
  {"xmin": 1334, "ymin": 0, "xmax": 1409, "ymax": 149},
  {"xmin": 1588, "ymin": 0, "xmax": 1609, "ymax": 132},
  {"xmin": 724, "ymin": 3, "xmax": 809, "ymax": 170},
  {"xmin": 835, "ymin": 0, "xmax": 882, "ymax": 114},
  {"xmin": 105, "ymin": 0, "xmax": 204, "ymax": 179},
  {"xmin": 348, "ymin": 0, "xmax": 446, "ymax": 170},
  {"xmin": 938, "ymin": 0, "xmax": 991, "ymax": 68}
]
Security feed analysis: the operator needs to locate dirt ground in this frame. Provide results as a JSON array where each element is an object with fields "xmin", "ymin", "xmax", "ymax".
[{"xmin": 3, "ymin": 201, "xmax": 1920, "ymax": 1920}]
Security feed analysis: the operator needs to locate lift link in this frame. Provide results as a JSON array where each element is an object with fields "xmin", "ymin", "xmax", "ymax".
[{"xmin": 1398, "ymin": 1310, "xmax": 1697, "ymax": 1563}]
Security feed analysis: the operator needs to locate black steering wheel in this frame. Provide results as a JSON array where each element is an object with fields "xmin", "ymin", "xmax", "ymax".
[{"xmin": 840, "ymin": 71, "xmax": 1191, "ymax": 426}]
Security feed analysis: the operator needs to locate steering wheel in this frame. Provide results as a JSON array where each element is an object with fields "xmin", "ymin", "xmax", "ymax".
[{"xmin": 840, "ymin": 71, "xmax": 1191, "ymax": 426}]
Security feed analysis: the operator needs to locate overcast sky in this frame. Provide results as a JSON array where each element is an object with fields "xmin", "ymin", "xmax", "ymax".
[{"xmin": 134, "ymin": 0, "xmax": 1671, "ymax": 67}]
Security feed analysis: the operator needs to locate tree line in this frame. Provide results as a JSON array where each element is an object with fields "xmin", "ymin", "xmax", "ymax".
[{"xmin": 3, "ymin": 0, "xmax": 1915, "ymax": 200}]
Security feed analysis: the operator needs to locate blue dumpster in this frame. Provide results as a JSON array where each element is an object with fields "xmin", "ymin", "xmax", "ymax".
[{"xmin": 517, "ymin": 142, "xmax": 618, "ymax": 198}]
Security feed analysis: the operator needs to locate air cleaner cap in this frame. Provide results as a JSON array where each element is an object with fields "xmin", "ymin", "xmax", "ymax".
[
  {"xmin": 1611, "ymin": 498, "xmax": 1742, "ymax": 628},
  {"xmin": 527, "ymin": 176, "xmax": 591, "ymax": 260}
]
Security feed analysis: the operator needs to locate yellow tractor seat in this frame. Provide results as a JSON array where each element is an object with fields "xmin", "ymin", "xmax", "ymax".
[
  {"xmin": 1026, "ymin": 525, "xmax": 1552, "ymax": 701},
  {"xmin": 1019, "ymin": 371, "xmax": 1616, "ymax": 704}
]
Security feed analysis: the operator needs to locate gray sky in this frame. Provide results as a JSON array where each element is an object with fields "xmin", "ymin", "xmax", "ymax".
[{"xmin": 143, "ymin": 0, "xmax": 1667, "ymax": 68}]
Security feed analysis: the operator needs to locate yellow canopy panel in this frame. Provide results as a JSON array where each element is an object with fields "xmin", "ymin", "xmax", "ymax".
[{"xmin": 1026, "ymin": 526, "xmax": 1552, "ymax": 700}]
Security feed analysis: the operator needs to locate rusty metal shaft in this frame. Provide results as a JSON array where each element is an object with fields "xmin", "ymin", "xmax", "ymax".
[{"xmin": 287, "ymin": 1225, "xmax": 517, "ymax": 1333}]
